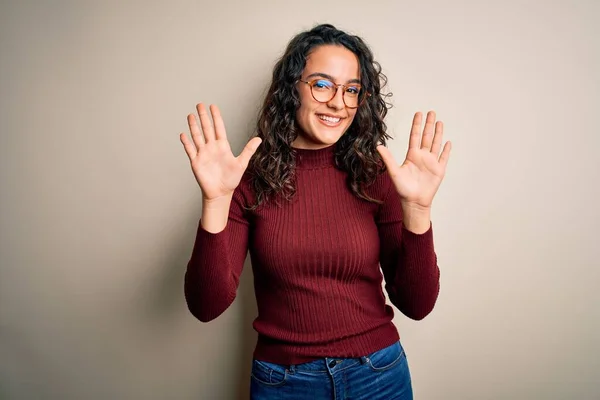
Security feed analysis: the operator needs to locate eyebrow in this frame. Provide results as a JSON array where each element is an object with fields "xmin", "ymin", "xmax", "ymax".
[{"xmin": 305, "ymin": 72, "xmax": 361, "ymax": 85}]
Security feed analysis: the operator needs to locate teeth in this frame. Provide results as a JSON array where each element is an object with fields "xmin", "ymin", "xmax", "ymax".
[{"xmin": 318, "ymin": 115, "xmax": 341, "ymax": 123}]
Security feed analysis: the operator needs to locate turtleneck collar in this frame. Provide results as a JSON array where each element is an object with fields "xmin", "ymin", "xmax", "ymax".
[{"xmin": 293, "ymin": 144, "xmax": 336, "ymax": 169}]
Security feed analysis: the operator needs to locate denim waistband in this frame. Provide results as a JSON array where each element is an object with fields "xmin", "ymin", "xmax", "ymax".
[
  {"xmin": 286, "ymin": 341, "xmax": 400, "ymax": 374},
  {"xmin": 288, "ymin": 356, "xmax": 367, "ymax": 374}
]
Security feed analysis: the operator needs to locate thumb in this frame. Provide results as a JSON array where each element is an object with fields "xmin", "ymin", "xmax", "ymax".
[
  {"xmin": 238, "ymin": 137, "xmax": 263, "ymax": 169},
  {"xmin": 376, "ymin": 145, "xmax": 397, "ymax": 170}
]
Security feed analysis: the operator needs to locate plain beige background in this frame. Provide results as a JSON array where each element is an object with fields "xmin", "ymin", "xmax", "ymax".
[{"xmin": 1, "ymin": 1, "xmax": 599, "ymax": 399}]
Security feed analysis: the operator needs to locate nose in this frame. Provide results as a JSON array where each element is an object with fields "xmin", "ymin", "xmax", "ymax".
[{"xmin": 326, "ymin": 86, "xmax": 345, "ymax": 110}]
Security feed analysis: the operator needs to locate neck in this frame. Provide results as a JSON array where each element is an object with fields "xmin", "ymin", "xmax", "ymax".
[{"xmin": 293, "ymin": 144, "xmax": 336, "ymax": 169}]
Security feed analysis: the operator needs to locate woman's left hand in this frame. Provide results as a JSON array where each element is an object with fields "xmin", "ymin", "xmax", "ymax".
[{"xmin": 377, "ymin": 111, "xmax": 451, "ymax": 211}]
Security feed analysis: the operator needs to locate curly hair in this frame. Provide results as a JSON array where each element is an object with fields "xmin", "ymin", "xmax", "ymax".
[{"xmin": 248, "ymin": 23, "xmax": 392, "ymax": 209}]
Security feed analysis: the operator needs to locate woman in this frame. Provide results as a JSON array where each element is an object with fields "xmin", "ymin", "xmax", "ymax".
[{"xmin": 179, "ymin": 24, "xmax": 451, "ymax": 400}]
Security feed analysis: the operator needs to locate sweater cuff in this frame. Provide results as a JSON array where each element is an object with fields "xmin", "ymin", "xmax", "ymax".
[
  {"xmin": 196, "ymin": 219, "xmax": 228, "ymax": 239},
  {"xmin": 191, "ymin": 220, "xmax": 229, "ymax": 261},
  {"xmin": 401, "ymin": 222, "xmax": 434, "ymax": 252}
]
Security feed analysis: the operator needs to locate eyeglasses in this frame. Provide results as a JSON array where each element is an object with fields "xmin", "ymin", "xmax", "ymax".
[{"xmin": 297, "ymin": 78, "xmax": 369, "ymax": 109}]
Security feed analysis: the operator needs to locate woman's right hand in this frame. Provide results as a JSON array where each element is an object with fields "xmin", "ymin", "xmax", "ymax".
[{"xmin": 180, "ymin": 103, "xmax": 262, "ymax": 202}]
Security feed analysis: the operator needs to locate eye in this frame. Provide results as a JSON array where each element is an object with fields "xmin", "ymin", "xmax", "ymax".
[
  {"xmin": 346, "ymin": 86, "xmax": 360, "ymax": 95},
  {"xmin": 313, "ymin": 79, "xmax": 334, "ymax": 90}
]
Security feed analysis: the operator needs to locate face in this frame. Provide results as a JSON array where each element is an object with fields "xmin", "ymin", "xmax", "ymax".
[{"xmin": 293, "ymin": 45, "xmax": 361, "ymax": 149}]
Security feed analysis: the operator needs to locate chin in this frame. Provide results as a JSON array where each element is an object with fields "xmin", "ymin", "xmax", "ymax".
[
  {"xmin": 308, "ymin": 129, "xmax": 344, "ymax": 147},
  {"xmin": 311, "ymin": 117, "xmax": 349, "ymax": 142}
]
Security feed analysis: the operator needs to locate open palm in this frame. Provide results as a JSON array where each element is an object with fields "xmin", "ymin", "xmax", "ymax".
[
  {"xmin": 180, "ymin": 103, "xmax": 262, "ymax": 201},
  {"xmin": 377, "ymin": 111, "xmax": 451, "ymax": 209}
]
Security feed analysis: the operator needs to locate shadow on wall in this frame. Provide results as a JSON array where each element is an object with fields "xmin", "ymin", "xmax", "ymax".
[
  {"xmin": 0, "ymin": 325, "xmax": 64, "ymax": 398},
  {"xmin": 144, "ymin": 215, "xmax": 258, "ymax": 400}
]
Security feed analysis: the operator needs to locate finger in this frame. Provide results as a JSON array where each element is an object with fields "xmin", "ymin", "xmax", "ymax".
[
  {"xmin": 237, "ymin": 137, "xmax": 263, "ymax": 169},
  {"xmin": 420, "ymin": 110, "xmax": 436, "ymax": 150},
  {"xmin": 376, "ymin": 145, "xmax": 399, "ymax": 177},
  {"xmin": 210, "ymin": 104, "xmax": 227, "ymax": 141},
  {"xmin": 197, "ymin": 103, "xmax": 216, "ymax": 142},
  {"xmin": 408, "ymin": 112, "xmax": 422, "ymax": 149},
  {"xmin": 179, "ymin": 132, "xmax": 197, "ymax": 161},
  {"xmin": 187, "ymin": 114, "xmax": 204, "ymax": 150},
  {"xmin": 438, "ymin": 141, "xmax": 452, "ymax": 167},
  {"xmin": 431, "ymin": 121, "xmax": 444, "ymax": 155}
]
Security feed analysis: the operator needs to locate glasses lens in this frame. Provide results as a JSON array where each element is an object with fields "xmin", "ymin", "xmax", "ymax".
[
  {"xmin": 308, "ymin": 79, "xmax": 364, "ymax": 108},
  {"xmin": 343, "ymin": 85, "xmax": 362, "ymax": 108},
  {"xmin": 310, "ymin": 79, "xmax": 335, "ymax": 102}
]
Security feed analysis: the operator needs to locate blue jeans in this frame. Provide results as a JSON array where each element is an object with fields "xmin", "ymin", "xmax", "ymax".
[{"xmin": 250, "ymin": 341, "xmax": 413, "ymax": 400}]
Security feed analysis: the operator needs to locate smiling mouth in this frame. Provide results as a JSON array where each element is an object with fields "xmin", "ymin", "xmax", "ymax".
[{"xmin": 317, "ymin": 114, "xmax": 343, "ymax": 124}]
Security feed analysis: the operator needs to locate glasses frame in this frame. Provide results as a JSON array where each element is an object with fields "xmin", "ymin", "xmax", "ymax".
[{"xmin": 297, "ymin": 78, "xmax": 370, "ymax": 109}]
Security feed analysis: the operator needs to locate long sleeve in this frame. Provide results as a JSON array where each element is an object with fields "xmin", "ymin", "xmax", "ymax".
[
  {"xmin": 376, "ymin": 179, "xmax": 441, "ymax": 321},
  {"xmin": 183, "ymin": 188, "xmax": 250, "ymax": 322}
]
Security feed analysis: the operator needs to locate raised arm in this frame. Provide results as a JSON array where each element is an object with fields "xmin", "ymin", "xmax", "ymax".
[
  {"xmin": 184, "ymin": 190, "xmax": 250, "ymax": 322},
  {"xmin": 179, "ymin": 103, "xmax": 261, "ymax": 321},
  {"xmin": 376, "ymin": 110, "xmax": 451, "ymax": 320}
]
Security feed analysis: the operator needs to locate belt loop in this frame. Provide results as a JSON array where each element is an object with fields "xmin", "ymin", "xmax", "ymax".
[{"xmin": 289, "ymin": 364, "xmax": 296, "ymax": 374}]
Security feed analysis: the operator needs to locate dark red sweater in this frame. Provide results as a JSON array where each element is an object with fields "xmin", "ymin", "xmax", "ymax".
[{"xmin": 184, "ymin": 144, "xmax": 440, "ymax": 365}]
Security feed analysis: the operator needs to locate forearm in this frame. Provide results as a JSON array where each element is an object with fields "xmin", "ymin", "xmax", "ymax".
[
  {"xmin": 184, "ymin": 226, "xmax": 238, "ymax": 322},
  {"xmin": 391, "ymin": 227, "xmax": 440, "ymax": 320},
  {"xmin": 378, "ymin": 182, "xmax": 441, "ymax": 320},
  {"xmin": 383, "ymin": 221, "xmax": 440, "ymax": 320},
  {"xmin": 185, "ymin": 193, "xmax": 249, "ymax": 322}
]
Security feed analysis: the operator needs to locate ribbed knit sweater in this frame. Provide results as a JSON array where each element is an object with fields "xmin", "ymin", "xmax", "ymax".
[{"xmin": 184, "ymin": 144, "xmax": 440, "ymax": 365}]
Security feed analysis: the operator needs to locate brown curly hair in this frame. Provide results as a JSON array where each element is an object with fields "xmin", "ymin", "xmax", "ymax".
[{"xmin": 248, "ymin": 23, "xmax": 393, "ymax": 209}]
